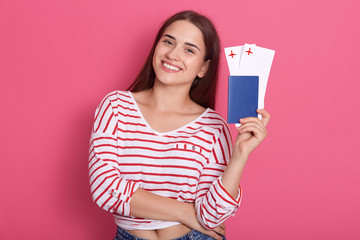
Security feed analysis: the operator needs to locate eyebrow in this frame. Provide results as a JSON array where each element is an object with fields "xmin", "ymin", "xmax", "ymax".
[{"xmin": 163, "ymin": 34, "xmax": 201, "ymax": 52}]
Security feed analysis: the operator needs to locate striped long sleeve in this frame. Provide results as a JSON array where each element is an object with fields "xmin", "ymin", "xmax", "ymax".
[
  {"xmin": 195, "ymin": 122, "xmax": 241, "ymax": 229},
  {"xmin": 88, "ymin": 95, "xmax": 140, "ymax": 217}
]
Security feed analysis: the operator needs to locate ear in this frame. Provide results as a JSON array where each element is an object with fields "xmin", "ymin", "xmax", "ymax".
[{"xmin": 197, "ymin": 60, "xmax": 210, "ymax": 78}]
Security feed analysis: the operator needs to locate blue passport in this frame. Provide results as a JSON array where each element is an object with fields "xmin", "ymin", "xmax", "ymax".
[{"xmin": 227, "ymin": 76, "xmax": 259, "ymax": 123}]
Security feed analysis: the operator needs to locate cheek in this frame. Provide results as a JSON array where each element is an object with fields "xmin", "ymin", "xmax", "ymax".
[
  {"xmin": 152, "ymin": 55, "xmax": 156, "ymax": 69},
  {"xmin": 152, "ymin": 47, "xmax": 160, "ymax": 68},
  {"xmin": 190, "ymin": 59, "xmax": 206, "ymax": 74},
  {"xmin": 153, "ymin": 42, "xmax": 160, "ymax": 58}
]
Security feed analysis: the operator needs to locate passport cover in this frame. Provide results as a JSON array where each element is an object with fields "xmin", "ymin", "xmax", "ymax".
[{"xmin": 227, "ymin": 76, "xmax": 259, "ymax": 123}]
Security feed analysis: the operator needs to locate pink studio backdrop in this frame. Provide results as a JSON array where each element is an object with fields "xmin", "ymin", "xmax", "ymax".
[{"xmin": 1, "ymin": 0, "xmax": 359, "ymax": 239}]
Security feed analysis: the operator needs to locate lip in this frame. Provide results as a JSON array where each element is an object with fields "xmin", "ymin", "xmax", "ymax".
[{"xmin": 161, "ymin": 61, "xmax": 182, "ymax": 73}]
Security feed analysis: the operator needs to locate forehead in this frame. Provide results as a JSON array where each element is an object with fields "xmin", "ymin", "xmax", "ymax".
[{"xmin": 163, "ymin": 20, "xmax": 205, "ymax": 47}]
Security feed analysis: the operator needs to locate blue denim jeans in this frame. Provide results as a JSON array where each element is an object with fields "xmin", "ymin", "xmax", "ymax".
[{"xmin": 114, "ymin": 226, "xmax": 226, "ymax": 240}]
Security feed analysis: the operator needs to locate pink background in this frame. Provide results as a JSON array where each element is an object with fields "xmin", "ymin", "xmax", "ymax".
[{"xmin": 1, "ymin": 0, "xmax": 359, "ymax": 239}]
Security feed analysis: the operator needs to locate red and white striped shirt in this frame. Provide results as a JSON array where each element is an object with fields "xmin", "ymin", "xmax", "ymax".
[{"xmin": 89, "ymin": 91, "xmax": 241, "ymax": 230}]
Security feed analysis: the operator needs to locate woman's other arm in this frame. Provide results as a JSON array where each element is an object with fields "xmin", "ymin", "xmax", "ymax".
[
  {"xmin": 130, "ymin": 188, "xmax": 225, "ymax": 239},
  {"xmin": 194, "ymin": 109, "xmax": 270, "ymax": 229},
  {"xmin": 221, "ymin": 109, "xmax": 271, "ymax": 199}
]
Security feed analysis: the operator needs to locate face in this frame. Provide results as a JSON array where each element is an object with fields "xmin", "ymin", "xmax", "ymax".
[{"xmin": 152, "ymin": 20, "xmax": 209, "ymax": 89}]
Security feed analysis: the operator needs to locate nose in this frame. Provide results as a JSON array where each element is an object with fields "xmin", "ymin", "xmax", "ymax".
[{"xmin": 165, "ymin": 46, "xmax": 181, "ymax": 61}]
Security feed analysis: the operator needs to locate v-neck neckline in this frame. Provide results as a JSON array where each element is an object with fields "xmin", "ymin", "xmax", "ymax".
[{"xmin": 127, "ymin": 91, "xmax": 209, "ymax": 136}]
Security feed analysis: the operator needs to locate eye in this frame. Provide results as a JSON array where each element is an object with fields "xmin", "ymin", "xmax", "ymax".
[
  {"xmin": 185, "ymin": 48, "xmax": 195, "ymax": 54},
  {"xmin": 163, "ymin": 39, "xmax": 173, "ymax": 46}
]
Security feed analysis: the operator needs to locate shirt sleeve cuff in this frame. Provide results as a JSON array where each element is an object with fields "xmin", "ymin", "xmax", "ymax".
[
  {"xmin": 214, "ymin": 176, "xmax": 242, "ymax": 208},
  {"xmin": 110, "ymin": 180, "xmax": 141, "ymax": 217}
]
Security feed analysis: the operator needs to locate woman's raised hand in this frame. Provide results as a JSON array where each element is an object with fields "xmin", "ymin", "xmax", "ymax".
[{"xmin": 234, "ymin": 109, "xmax": 270, "ymax": 156}]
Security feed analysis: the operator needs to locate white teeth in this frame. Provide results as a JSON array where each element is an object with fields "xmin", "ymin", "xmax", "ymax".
[{"xmin": 163, "ymin": 62, "xmax": 180, "ymax": 71}]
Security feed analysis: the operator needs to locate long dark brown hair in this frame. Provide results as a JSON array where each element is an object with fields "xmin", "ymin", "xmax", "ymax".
[{"xmin": 127, "ymin": 11, "xmax": 220, "ymax": 109}]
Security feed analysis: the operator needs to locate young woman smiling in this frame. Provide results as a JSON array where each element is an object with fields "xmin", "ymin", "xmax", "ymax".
[{"xmin": 89, "ymin": 11, "xmax": 270, "ymax": 240}]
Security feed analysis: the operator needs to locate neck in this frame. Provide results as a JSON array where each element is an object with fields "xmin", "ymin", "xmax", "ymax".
[{"xmin": 148, "ymin": 81, "xmax": 193, "ymax": 112}]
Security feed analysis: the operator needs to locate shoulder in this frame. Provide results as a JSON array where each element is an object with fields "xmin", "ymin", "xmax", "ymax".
[
  {"xmin": 201, "ymin": 109, "xmax": 229, "ymax": 129},
  {"xmin": 199, "ymin": 109, "xmax": 232, "ymax": 140},
  {"xmin": 101, "ymin": 90, "xmax": 131, "ymax": 103},
  {"xmin": 97, "ymin": 90, "xmax": 133, "ymax": 107},
  {"xmin": 94, "ymin": 90, "xmax": 136, "ymax": 117},
  {"xmin": 200, "ymin": 109, "xmax": 233, "ymax": 162}
]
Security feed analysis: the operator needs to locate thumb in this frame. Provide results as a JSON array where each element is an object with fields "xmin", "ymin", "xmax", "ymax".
[{"xmin": 257, "ymin": 109, "xmax": 270, "ymax": 127}]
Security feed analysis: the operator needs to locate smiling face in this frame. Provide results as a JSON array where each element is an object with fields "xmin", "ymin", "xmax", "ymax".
[{"xmin": 152, "ymin": 20, "xmax": 209, "ymax": 90}]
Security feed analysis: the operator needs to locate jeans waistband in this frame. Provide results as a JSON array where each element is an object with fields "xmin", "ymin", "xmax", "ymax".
[{"xmin": 114, "ymin": 226, "xmax": 226, "ymax": 240}]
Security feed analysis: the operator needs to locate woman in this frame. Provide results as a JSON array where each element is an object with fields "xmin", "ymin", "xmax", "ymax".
[{"xmin": 89, "ymin": 10, "xmax": 270, "ymax": 240}]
